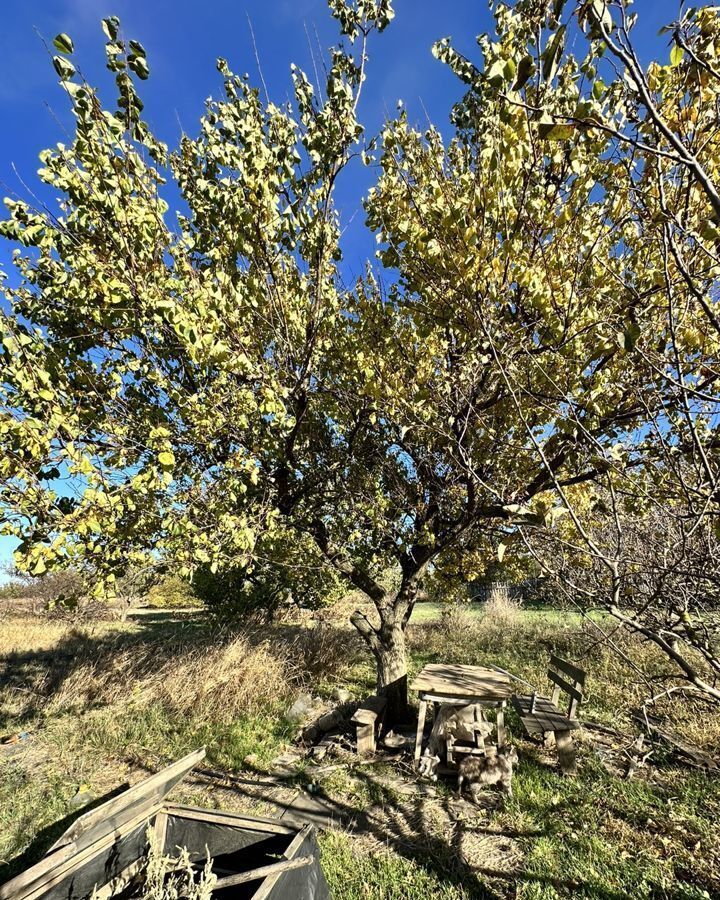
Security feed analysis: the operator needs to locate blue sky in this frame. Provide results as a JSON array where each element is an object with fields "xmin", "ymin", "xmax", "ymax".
[{"xmin": 0, "ymin": 0, "xmax": 680, "ymax": 578}]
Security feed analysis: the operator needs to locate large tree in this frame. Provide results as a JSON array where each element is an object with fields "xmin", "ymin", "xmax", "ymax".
[{"xmin": 2, "ymin": 0, "xmax": 719, "ymax": 718}]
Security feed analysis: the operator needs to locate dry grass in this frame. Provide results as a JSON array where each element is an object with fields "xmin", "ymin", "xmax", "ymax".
[
  {"xmin": 481, "ymin": 591, "xmax": 524, "ymax": 629},
  {"xmin": 433, "ymin": 604, "xmax": 480, "ymax": 644},
  {"xmin": 287, "ymin": 621, "xmax": 363, "ymax": 681},
  {"xmin": 407, "ymin": 607, "xmax": 720, "ymax": 755},
  {"xmin": 0, "ymin": 618, "xmax": 112, "ymax": 654},
  {"xmin": 48, "ymin": 633, "xmax": 292, "ymax": 723},
  {"xmin": 0, "ymin": 615, "xmax": 363, "ymax": 733},
  {"xmin": 1, "ymin": 608, "xmax": 720, "ymax": 900}
]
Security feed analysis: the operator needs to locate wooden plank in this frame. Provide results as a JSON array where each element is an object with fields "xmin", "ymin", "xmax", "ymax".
[
  {"xmin": 211, "ymin": 855, "xmax": 314, "ymax": 891},
  {"xmin": 355, "ymin": 722, "xmax": 375, "ymax": 756},
  {"xmin": 251, "ymin": 824, "xmax": 314, "ymax": 900},
  {"xmin": 549, "ymin": 656, "xmax": 586, "ymax": 686},
  {"xmin": 419, "ymin": 692, "xmax": 507, "ymax": 706},
  {"xmin": 154, "ymin": 810, "xmax": 169, "ymax": 853},
  {"xmin": 520, "ymin": 714, "xmax": 578, "ymax": 735},
  {"xmin": 496, "ymin": 704, "xmax": 506, "ymax": 747},
  {"xmin": 411, "ymin": 664, "xmax": 512, "ymax": 700},
  {"xmin": 547, "ymin": 670, "xmax": 584, "ymax": 703},
  {"xmin": 48, "ymin": 747, "xmax": 205, "ymax": 853},
  {"xmin": 0, "ymin": 844, "xmax": 77, "ymax": 900},
  {"xmin": 514, "ymin": 694, "xmax": 567, "ymax": 716},
  {"xmin": 351, "ymin": 696, "xmax": 386, "ymax": 725},
  {"xmin": 4, "ymin": 803, "xmax": 162, "ymax": 900},
  {"xmin": 414, "ymin": 699, "xmax": 427, "ymax": 768},
  {"xmin": 164, "ymin": 804, "xmax": 293, "ymax": 834}
]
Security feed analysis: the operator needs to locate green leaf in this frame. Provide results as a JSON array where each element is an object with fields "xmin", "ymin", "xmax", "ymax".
[
  {"xmin": 670, "ymin": 44, "xmax": 684, "ymax": 68},
  {"xmin": 129, "ymin": 56, "xmax": 150, "ymax": 80},
  {"xmin": 513, "ymin": 55, "xmax": 535, "ymax": 91},
  {"xmin": 53, "ymin": 33, "xmax": 74, "ymax": 55},
  {"xmin": 486, "ymin": 58, "xmax": 507, "ymax": 86},
  {"xmin": 102, "ymin": 16, "xmax": 120, "ymax": 40},
  {"xmin": 538, "ymin": 121, "xmax": 575, "ymax": 141},
  {"xmin": 542, "ymin": 25, "xmax": 566, "ymax": 82},
  {"xmin": 622, "ymin": 321, "xmax": 641, "ymax": 351},
  {"xmin": 52, "ymin": 56, "xmax": 76, "ymax": 81},
  {"xmin": 158, "ymin": 450, "xmax": 175, "ymax": 468}
]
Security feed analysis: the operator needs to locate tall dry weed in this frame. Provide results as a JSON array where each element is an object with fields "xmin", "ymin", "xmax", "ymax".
[
  {"xmin": 481, "ymin": 591, "xmax": 523, "ymax": 630},
  {"xmin": 48, "ymin": 633, "xmax": 293, "ymax": 723},
  {"xmin": 288, "ymin": 622, "xmax": 361, "ymax": 681}
]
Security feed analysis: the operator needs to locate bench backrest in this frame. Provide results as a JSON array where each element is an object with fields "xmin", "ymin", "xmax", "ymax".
[{"xmin": 547, "ymin": 655, "xmax": 585, "ymax": 720}]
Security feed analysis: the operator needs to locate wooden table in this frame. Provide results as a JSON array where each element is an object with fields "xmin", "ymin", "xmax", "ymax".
[{"xmin": 410, "ymin": 663, "xmax": 514, "ymax": 768}]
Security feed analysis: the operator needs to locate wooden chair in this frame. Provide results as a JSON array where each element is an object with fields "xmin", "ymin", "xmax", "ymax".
[{"xmin": 512, "ymin": 655, "xmax": 586, "ymax": 774}]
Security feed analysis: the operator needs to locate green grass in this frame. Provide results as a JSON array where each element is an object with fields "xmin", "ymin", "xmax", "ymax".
[
  {"xmin": 505, "ymin": 755, "xmax": 718, "ymax": 899},
  {"xmin": 318, "ymin": 830, "xmax": 478, "ymax": 899},
  {"xmin": 408, "ymin": 601, "xmax": 608, "ymax": 626}
]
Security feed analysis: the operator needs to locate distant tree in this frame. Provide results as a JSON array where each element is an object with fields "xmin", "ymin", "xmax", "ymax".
[
  {"xmin": 2, "ymin": 0, "xmax": 719, "ymax": 718},
  {"xmin": 193, "ymin": 528, "xmax": 345, "ymax": 623}
]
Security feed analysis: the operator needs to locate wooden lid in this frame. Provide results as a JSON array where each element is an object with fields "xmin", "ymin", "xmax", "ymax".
[
  {"xmin": 0, "ymin": 748, "xmax": 206, "ymax": 900},
  {"xmin": 49, "ymin": 747, "xmax": 206, "ymax": 854}
]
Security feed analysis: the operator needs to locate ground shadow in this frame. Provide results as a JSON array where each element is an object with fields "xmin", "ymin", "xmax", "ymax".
[
  {"xmin": 182, "ymin": 760, "xmax": 653, "ymax": 900},
  {"xmin": 0, "ymin": 613, "xmax": 237, "ymax": 732},
  {"xmin": 0, "ymin": 784, "xmax": 129, "ymax": 885}
]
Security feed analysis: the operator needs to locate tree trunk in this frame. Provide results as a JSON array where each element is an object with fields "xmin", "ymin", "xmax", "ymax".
[
  {"xmin": 351, "ymin": 600, "xmax": 415, "ymax": 725},
  {"xmin": 376, "ymin": 624, "xmax": 409, "ymax": 724}
]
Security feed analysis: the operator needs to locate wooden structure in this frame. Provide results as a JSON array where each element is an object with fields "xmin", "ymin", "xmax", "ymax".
[
  {"xmin": 410, "ymin": 664, "xmax": 513, "ymax": 768},
  {"xmin": 351, "ymin": 694, "xmax": 386, "ymax": 756},
  {"xmin": 0, "ymin": 748, "xmax": 330, "ymax": 900},
  {"xmin": 512, "ymin": 655, "xmax": 586, "ymax": 774}
]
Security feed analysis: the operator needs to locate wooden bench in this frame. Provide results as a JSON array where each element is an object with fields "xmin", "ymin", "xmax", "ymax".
[
  {"xmin": 351, "ymin": 695, "xmax": 387, "ymax": 756},
  {"xmin": 512, "ymin": 656, "xmax": 586, "ymax": 774}
]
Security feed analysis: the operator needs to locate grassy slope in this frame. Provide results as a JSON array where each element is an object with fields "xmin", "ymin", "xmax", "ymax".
[{"xmin": 0, "ymin": 605, "xmax": 718, "ymax": 899}]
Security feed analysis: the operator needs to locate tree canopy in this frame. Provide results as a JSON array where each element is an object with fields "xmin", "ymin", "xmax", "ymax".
[{"xmin": 1, "ymin": 0, "xmax": 719, "ymax": 714}]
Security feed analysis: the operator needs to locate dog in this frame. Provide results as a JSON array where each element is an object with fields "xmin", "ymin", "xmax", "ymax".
[{"xmin": 457, "ymin": 744, "xmax": 519, "ymax": 800}]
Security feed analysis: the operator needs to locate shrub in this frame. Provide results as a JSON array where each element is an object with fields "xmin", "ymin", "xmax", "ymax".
[
  {"xmin": 437, "ymin": 603, "xmax": 476, "ymax": 638},
  {"xmin": 194, "ymin": 529, "xmax": 345, "ymax": 623},
  {"xmin": 145, "ymin": 575, "xmax": 201, "ymax": 609},
  {"xmin": 289, "ymin": 622, "xmax": 362, "ymax": 680}
]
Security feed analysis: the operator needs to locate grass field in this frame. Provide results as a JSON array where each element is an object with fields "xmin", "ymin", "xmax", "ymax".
[{"xmin": 0, "ymin": 600, "xmax": 718, "ymax": 899}]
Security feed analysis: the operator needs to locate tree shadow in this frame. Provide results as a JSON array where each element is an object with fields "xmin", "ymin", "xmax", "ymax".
[{"xmin": 181, "ymin": 760, "xmax": 655, "ymax": 900}]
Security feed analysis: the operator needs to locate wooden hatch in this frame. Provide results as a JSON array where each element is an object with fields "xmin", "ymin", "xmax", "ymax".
[{"xmin": 0, "ymin": 748, "xmax": 330, "ymax": 900}]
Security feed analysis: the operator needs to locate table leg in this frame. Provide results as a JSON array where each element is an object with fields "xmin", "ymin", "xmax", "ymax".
[
  {"xmin": 414, "ymin": 699, "xmax": 427, "ymax": 768},
  {"xmin": 496, "ymin": 702, "xmax": 507, "ymax": 747}
]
